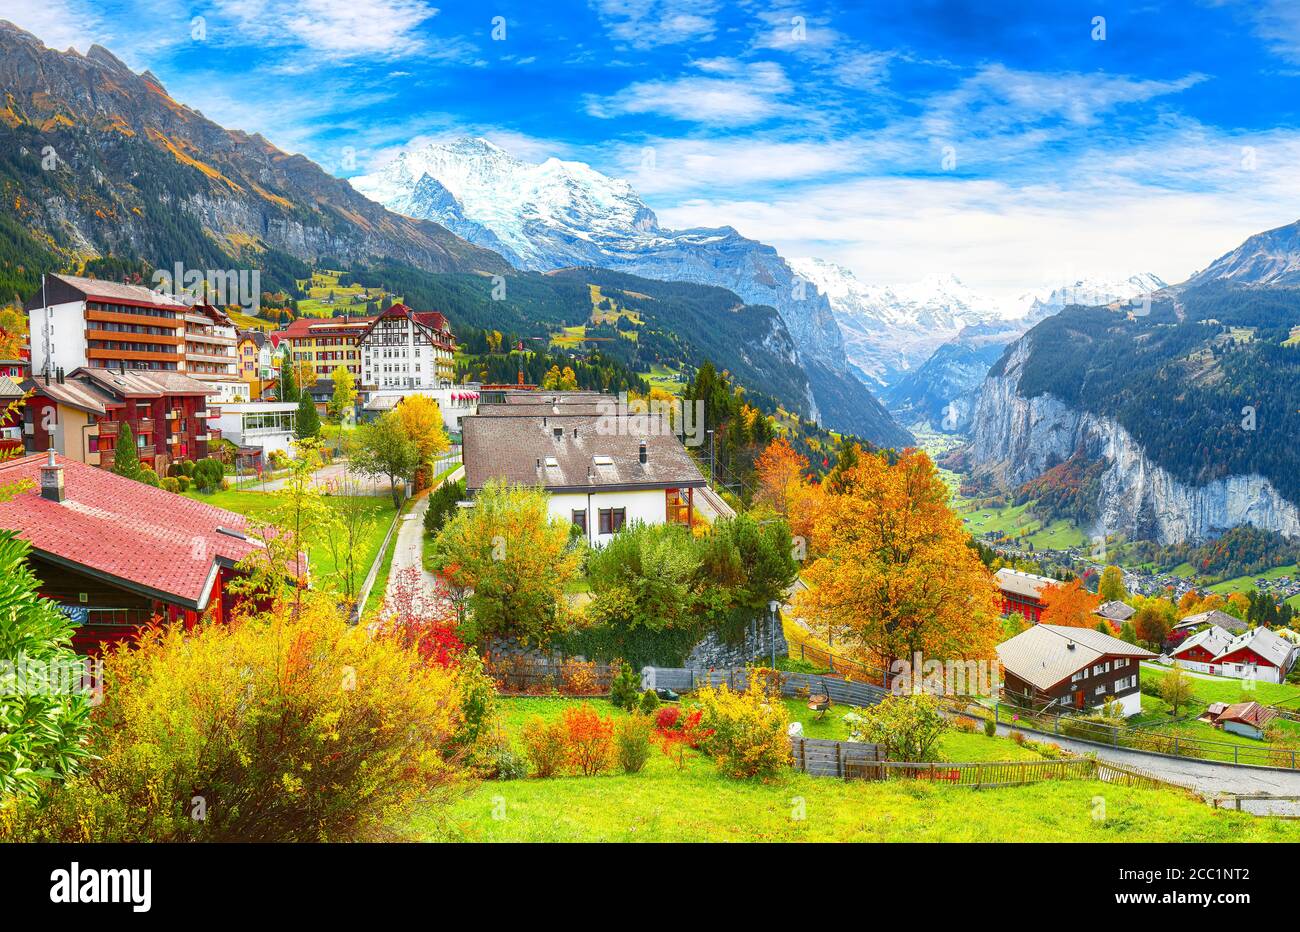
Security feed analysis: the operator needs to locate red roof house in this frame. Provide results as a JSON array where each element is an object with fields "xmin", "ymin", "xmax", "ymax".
[{"xmin": 0, "ymin": 451, "xmax": 304, "ymax": 652}]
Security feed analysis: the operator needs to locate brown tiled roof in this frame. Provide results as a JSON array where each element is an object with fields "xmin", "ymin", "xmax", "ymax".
[
  {"xmin": 462, "ymin": 412, "xmax": 705, "ymax": 493},
  {"xmin": 1216, "ymin": 701, "xmax": 1275, "ymax": 729},
  {"xmin": 73, "ymin": 367, "xmax": 214, "ymax": 398},
  {"xmin": 42, "ymin": 273, "xmax": 187, "ymax": 308},
  {"xmin": 1094, "ymin": 600, "xmax": 1135, "ymax": 622},
  {"xmin": 1174, "ymin": 609, "xmax": 1248, "ymax": 633},
  {"xmin": 26, "ymin": 374, "xmax": 114, "ymax": 415},
  {"xmin": 996, "ymin": 624, "xmax": 1156, "ymax": 691}
]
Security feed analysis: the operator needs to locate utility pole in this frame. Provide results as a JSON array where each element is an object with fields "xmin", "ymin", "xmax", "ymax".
[{"xmin": 707, "ymin": 428, "xmax": 715, "ymax": 490}]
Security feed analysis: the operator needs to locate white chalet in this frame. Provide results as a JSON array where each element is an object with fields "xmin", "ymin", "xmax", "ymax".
[{"xmin": 461, "ymin": 406, "xmax": 706, "ymax": 546}]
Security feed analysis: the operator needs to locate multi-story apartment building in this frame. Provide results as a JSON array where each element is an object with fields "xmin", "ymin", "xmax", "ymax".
[
  {"xmin": 25, "ymin": 274, "xmax": 246, "ymax": 405},
  {"xmin": 27, "ymin": 274, "xmax": 188, "ymax": 375},
  {"xmin": 24, "ymin": 367, "xmax": 218, "ymax": 474},
  {"xmin": 278, "ymin": 314, "xmax": 372, "ymax": 383},
  {"xmin": 359, "ymin": 303, "xmax": 455, "ymax": 390},
  {"xmin": 184, "ymin": 304, "xmax": 247, "ymax": 402}
]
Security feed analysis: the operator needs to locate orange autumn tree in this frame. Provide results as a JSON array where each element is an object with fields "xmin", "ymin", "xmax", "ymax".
[
  {"xmin": 1039, "ymin": 578, "xmax": 1101, "ymax": 628},
  {"xmin": 793, "ymin": 448, "xmax": 1001, "ymax": 671},
  {"xmin": 754, "ymin": 436, "xmax": 806, "ymax": 516},
  {"xmin": 754, "ymin": 436, "xmax": 825, "ymax": 551}
]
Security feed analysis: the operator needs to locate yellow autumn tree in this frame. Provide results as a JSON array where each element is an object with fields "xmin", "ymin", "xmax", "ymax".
[
  {"xmin": 397, "ymin": 394, "xmax": 450, "ymax": 463},
  {"xmin": 793, "ymin": 448, "xmax": 1002, "ymax": 670}
]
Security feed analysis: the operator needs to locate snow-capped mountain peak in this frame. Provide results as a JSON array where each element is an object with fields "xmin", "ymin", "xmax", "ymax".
[
  {"xmin": 349, "ymin": 135, "xmax": 909, "ymax": 445},
  {"xmin": 351, "ymin": 136, "xmax": 658, "ymax": 267}
]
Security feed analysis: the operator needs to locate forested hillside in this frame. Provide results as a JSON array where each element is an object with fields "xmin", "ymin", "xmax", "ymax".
[{"xmin": 998, "ymin": 282, "xmax": 1300, "ymax": 505}]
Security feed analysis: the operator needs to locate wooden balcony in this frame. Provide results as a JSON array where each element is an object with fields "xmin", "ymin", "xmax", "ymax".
[
  {"xmin": 137, "ymin": 417, "xmax": 154, "ymax": 433},
  {"xmin": 86, "ymin": 348, "xmax": 182, "ymax": 364},
  {"xmin": 97, "ymin": 421, "xmax": 119, "ymax": 438},
  {"xmin": 85, "ymin": 308, "xmax": 184, "ymax": 329},
  {"xmin": 86, "ymin": 328, "xmax": 183, "ymax": 347}
]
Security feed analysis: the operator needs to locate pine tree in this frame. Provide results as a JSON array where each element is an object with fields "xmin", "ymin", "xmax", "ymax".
[
  {"xmin": 295, "ymin": 392, "xmax": 321, "ymax": 440},
  {"xmin": 111, "ymin": 421, "xmax": 141, "ymax": 479},
  {"xmin": 279, "ymin": 362, "xmax": 298, "ymax": 403}
]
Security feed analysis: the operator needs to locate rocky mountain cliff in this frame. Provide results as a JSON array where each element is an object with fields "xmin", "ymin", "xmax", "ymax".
[
  {"xmin": 969, "ymin": 338, "xmax": 1300, "ymax": 544},
  {"xmin": 351, "ymin": 137, "xmax": 907, "ymax": 445},
  {"xmin": 0, "ymin": 21, "xmax": 505, "ymax": 299},
  {"xmin": 966, "ymin": 258, "xmax": 1300, "ymax": 545}
]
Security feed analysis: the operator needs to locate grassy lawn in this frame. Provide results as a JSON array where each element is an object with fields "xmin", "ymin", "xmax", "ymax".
[
  {"xmin": 183, "ymin": 487, "xmax": 395, "ymax": 595},
  {"xmin": 1208, "ymin": 564, "xmax": 1299, "ymax": 595},
  {"xmin": 1141, "ymin": 664, "xmax": 1300, "ymax": 708},
  {"xmin": 402, "ymin": 691, "xmax": 1300, "ymax": 841},
  {"xmin": 418, "ymin": 756, "xmax": 1300, "ymax": 842},
  {"xmin": 953, "ymin": 498, "xmax": 1088, "ymax": 550}
]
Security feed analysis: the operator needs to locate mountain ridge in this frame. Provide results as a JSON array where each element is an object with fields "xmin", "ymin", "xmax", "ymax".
[{"xmin": 350, "ymin": 135, "xmax": 909, "ymax": 444}]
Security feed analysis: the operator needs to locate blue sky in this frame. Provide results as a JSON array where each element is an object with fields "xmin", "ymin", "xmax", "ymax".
[{"xmin": 9, "ymin": 0, "xmax": 1300, "ymax": 299}]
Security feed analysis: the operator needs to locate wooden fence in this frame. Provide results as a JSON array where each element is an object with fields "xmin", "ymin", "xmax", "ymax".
[
  {"xmin": 994, "ymin": 702, "xmax": 1300, "ymax": 770},
  {"xmin": 645, "ymin": 666, "xmax": 890, "ymax": 708},
  {"xmin": 791, "ymin": 736, "xmax": 882, "ymax": 777}
]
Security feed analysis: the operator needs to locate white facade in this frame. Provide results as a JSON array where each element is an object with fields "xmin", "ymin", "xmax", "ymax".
[
  {"xmin": 360, "ymin": 312, "xmax": 453, "ymax": 390},
  {"xmin": 1113, "ymin": 691, "xmax": 1143, "ymax": 718},
  {"xmin": 211, "ymin": 402, "xmax": 297, "ymax": 457},
  {"xmin": 546, "ymin": 488, "xmax": 671, "ymax": 547},
  {"xmin": 28, "ymin": 300, "xmax": 90, "ymax": 376},
  {"xmin": 365, "ymin": 387, "xmax": 479, "ymax": 432},
  {"xmin": 1165, "ymin": 658, "xmax": 1287, "ymax": 684},
  {"xmin": 200, "ymin": 379, "xmax": 252, "ymax": 403}
]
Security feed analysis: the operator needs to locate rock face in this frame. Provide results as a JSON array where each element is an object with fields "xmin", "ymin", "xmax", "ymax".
[
  {"xmin": 969, "ymin": 338, "xmax": 1300, "ymax": 545},
  {"xmin": 0, "ymin": 22, "xmax": 506, "ymax": 279},
  {"xmin": 352, "ymin": 137, "xmax": 909, "ymax": 446}
]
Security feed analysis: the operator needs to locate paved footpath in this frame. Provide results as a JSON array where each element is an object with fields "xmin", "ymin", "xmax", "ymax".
[
  {"xmin": 991, "ymin": 721, "xmax": 1300, "ymax": 797},
  {"xmin": 381, "ymin": 465, "xmax": 463, "ymax": 612}
]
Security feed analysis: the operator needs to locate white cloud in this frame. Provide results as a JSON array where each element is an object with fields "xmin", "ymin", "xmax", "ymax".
[
  {"xmin": 1237, "ymin": 0, "xmax": 1300, "ymax": 64},
  {"xmin": 2, "ymin": 0, "xmax": 113, "ymax": 54},
  {"xmin": 651, "ymin": 126, "xmax": 1300, "ymax": 302},
  {"xmin": 588, "ymin": 0, "xmax": 719, "ymax": 48},
  {"xmin": 586, "ymin": 60, "xmax": 791, "ymax": 125},
  {"xmin": 209, "ymin": 0, "xmax": 446, "ymax": 60}
]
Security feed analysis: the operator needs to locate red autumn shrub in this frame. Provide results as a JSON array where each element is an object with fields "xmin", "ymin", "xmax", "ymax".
[
  {"xmin": 560, "ymin": 704, "xmax": 615, "ymax": 776},
  {"xmin": 372, "ymin": 568, "xmax": 464, "ymax": 667},
  {"xmin": 655, "ymin": 706, "xmax": 681, "ymax": 731}
]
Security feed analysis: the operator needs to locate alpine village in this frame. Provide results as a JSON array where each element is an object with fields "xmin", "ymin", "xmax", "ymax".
[{"xmin": 4, "ymin": 9, "xmax": 1300, "ymax": 855}]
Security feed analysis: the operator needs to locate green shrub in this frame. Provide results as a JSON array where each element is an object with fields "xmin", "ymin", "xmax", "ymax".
[
  {"xmin": 615, "ymin": 713, "xmax": 653, "ymax": 774},
  {"xmin": 639, "ymin": 688, "xmax": 660, "ymax": 714},
  {"xmin": 983, "ymin": 718, "xmax": 997, "ymax": 738},
  {"xmin": 0, "ymin": 534, "xmax": 94, "ymax": 803},
  {"xmin": 846, "ymin": 694, "xmax": 949, "ymax": 762},
  {"xmin": 136, "ymin": 465, "xmax": 160, "ymax": 487},
  {"xmin": 488, "ymin": 745, "xmax": 528, "ymax": 781},
  {"xmin": 609, "ymin": 659, "xmax": 641, "ymax": 711},
  {"xmin": 160, "ymin": 477, "xmax": 180, "ymax": 493},
  {"xmin": 176, "ymin": 475, "xmax": 191, "ymax": 492},
  {"xmin": 450, "ymin": 650, "xmax": 500, "ymax": 772},
  {"xmin": 424, "ymin": 478, "xmax": 466, "ymax": 536}
]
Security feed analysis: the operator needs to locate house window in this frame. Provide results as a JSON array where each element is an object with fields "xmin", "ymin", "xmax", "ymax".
[
  {"xmin": 1094, "ymin": 684, "xmax": 1107, "ymax": 697},
  {"xmin": 598, "ymin": 507, "xmax": 626, "ymax": 535},
  {"xmin": 571, "ymin": 510, "xmax": 587, "ymax": 534},
  {"xmin": 1071, "ymin": 670, "xmax": 1085, "ymax": 682}
]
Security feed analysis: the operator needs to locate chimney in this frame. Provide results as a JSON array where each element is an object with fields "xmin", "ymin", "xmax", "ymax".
[
  {"xmin": 39, "ymin": 448, "xmax": 65, "ymax": 503},
  {"xmin": 638, "ymin": 439, "xmax": 647, "ymax": 465}
]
